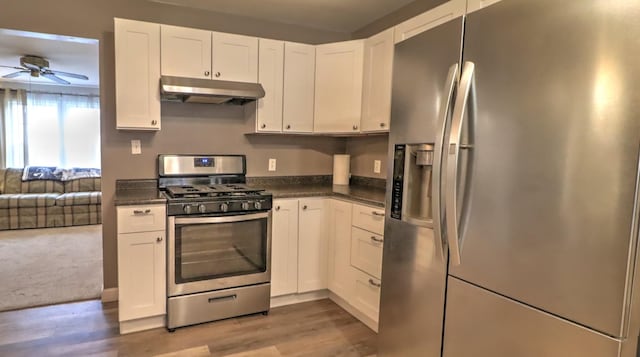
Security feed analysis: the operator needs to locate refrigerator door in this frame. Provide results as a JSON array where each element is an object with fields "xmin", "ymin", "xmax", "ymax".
[
  {"xmin": 448, "ymin": 0, "xmax": 640, "ymax": 339},
  {"xmin": 443, "ymin": 277, "xmax": 622, "ymax": 357},
  {"xmin": 378, "ymin": 18, "xmax": 463, "ymax": 357}
]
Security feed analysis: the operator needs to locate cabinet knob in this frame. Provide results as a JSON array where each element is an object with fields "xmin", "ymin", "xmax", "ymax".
[
  {"xmin": 302, "ymin": 205, "xmax": 308, "ymax": 210},
  {"xmin": 204, "ymin": 71, "xmax": 210, "ymax": 76},
  {"xmin": 275, "ymin": 206, "xmax": 280, "ymax": 211},
  {"xmin": 261, "ymin": 123, "xmax": 267, "ymax": 129},
  {"xmin": 156, "ymin": 237, "xmax": 163, "ymax": 242},
  {"xmin": 215, "ymin": 72, "xmax": 221, "ymax": 78},
  {"xmin": 380, "ymin": 122, "xmax": 386, "ymax": 128},
  {"xmin": 353, "ymin": 125, "xmax": 358, "ymax": 130},
  {"xmin": 151, "ymin": 119, "xmax": 158, "ymax": 126},
  {"xmin": 286, "ymin": 124, "xmax": 291, "ymax": 130}
]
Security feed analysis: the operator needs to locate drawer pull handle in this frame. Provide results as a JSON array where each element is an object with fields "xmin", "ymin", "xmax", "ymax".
[
  {"xmin": 368, "ymin": 279, "xmax": 381, "ymax": 288},
  {"xmin": 156, "ymin": 237, "xmax": 163, "ymax": 242},
  {"xmin": 371, "ymin": 211, "xmax": 384, "ymax": 217},
  {"xmin": 133, "ymin": 209, "xmax": 151, "ymax": 215},
  {"xmin": 208, "ymin": 294, "xmax": 237, "ymax": 303},
  {"xmin": 370, "ymin": 236, "xmax": 384, "ymax": 243}
]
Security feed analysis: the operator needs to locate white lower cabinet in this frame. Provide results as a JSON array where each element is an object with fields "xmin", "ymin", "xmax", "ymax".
[
  {"xmin": 270, "ymin": 199, "xmax": 299, "ymax": 297},
  {"xmin": 271, "ymin": 197, "xmax": 384, "ymax": 331},
  {"xmin": 117, "ymin": 204, "xmax": 166, "ymax": 334}
]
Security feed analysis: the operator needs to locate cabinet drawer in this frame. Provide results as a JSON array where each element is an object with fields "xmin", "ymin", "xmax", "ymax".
[
  {"xmin": 352, "ymin": 204, "xmax": 385, "ymax": 235},
  {"xmin": 350, "ymin": 227, "xmax": 383, "ymax": 279},
  {"xmin": 351, "ymin": 266, "xmax": 381, "ymax": 323},
  {"xmin": 117, "ymin": 205, "xmax": 166, "ymax": 233}
]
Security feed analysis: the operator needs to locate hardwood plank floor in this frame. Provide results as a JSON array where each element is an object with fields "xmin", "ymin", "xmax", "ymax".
[{"xmin": 0, "ymin": 299, "xmax": 377, "ymax": 357}]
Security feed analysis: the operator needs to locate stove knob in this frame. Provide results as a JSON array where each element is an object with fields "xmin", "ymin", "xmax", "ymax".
[
  {"xmin": 220, "ymin": 203, "xmax": 229, "ymax": 212},
  {"xmin": 254, "ymin": 201, "xmax": 262, "ymax": 210},
  {"xmin": 198, "ymin": 204, "xmax": 207, "ymax": 213},
  {"xmin": 241, "ymin": 202, "xmax": 250, "ymax": 210},
  {"xmin": 183, "ymin": 205, "xmax": 193, "ymax": 214}
]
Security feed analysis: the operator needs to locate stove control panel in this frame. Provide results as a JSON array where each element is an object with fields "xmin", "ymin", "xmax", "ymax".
[{"xmin": 168, "ymin": 197, "xmax": 273, "ymax": 216}]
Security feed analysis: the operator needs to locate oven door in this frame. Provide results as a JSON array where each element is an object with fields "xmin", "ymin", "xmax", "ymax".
[{"xmin": 168, "ymin": 211, "xmax": 271, "ymax": 297}]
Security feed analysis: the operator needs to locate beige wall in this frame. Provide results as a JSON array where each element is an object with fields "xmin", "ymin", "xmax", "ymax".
[
  {"xmin": 0, "ymin": 0, "xmax": 349, "ymax": 289},
  {"xmin": 346, "ymin": 136, "xmax": 389, "ymax": 179}
]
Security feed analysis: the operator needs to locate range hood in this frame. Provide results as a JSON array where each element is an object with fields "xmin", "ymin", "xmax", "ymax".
[{"xmin": 160, "ymin": 76, "xmax": 265, "ymax": 105}]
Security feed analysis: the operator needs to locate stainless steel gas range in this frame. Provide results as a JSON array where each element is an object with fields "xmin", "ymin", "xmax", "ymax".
[{"xmin": 158, "ymin": 154, "xmax": 272, "ymax": 331}]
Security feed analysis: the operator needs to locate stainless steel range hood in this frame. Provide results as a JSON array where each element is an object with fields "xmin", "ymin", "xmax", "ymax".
[{"xmin": 160, "ymin": 76, "xmax": 265, "ymax": 105}]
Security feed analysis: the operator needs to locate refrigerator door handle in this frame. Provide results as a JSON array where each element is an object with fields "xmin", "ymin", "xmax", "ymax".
[
  {"xmin": 446, "ymin": 61, "xmax": 476, "ymax": 266},
  {"xmin": 432, "ymin": 63, "xmax": 459, "ymax": 256}
]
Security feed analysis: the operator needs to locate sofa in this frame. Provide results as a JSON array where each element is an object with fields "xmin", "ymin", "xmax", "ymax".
[{"xmin": 0, "ymin": 168, "xmax": 101, "ymax": 230}]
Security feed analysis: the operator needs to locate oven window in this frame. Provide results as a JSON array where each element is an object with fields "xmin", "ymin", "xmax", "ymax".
[{"xmin": 175, "ymin": 217, "xmax": 267, "ymax": 283}]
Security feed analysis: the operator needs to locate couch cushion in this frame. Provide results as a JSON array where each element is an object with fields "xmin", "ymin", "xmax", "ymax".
[
  {"xmin": 22, "ymin": 179, "xmax": 65, "ymax": 194},
  {"xmin": 55, "ymin": 192, "xmax": 102, "ymax": 207},
  {"xmin": 0, "ymin": 194, "xmax": 59, "ymax": 209},
  {"xmin": 64, "ymin": 178, "xmax": 101, "ymax": 193}
]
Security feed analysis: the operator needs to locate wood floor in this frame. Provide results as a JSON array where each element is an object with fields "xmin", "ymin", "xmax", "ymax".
[{"xmin": 0, "ymin": 298, "xmax": 377, "ymax": 357}]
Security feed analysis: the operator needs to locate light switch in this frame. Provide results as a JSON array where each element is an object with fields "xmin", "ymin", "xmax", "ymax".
[
  {"xmin": 374, "ymin": 160, "xmax": 381, "ymax": 174},
  {"xmin": 268, "ymin": 159, "xmax": 277, "ymax": 172},
  {"xmin": 131, "ymin": 140, "xmax": 141, "ymax": 155}
]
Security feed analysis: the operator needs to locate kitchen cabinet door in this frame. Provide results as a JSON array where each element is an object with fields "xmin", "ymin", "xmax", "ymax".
[
  {"xmin": 257, "ymin": 39, "xmax": 284, "ymax": 132},
  {"xmin": 114, "ymin": 18, "xmax": 161, "ymax": 130},
  {"xmin": 298, "ymin": 198, "xmax": 328, "ymax": 292},
  {"xmin": 314, "ymin": 40, "xmax": 364, "ymax": 133},
  {"xmin": 394, "ymin": 0, "xmax": 466, "ymax": 44},
  {"xmin": 283, "ymin": 42, "xmax": 315, "ymax": 133},
  {"xmin": 118, "ymin": 230, "xmax": 166, "ymax": 321},
  {"xmin": 212, "ymin": 32, "xmax": 258, "ymax": 83},
  {"xmin": 327, "ymin": 199, "xmax": 354, "ymax": 300},
  {"xmin": 467, "ymin": 0, "xmax": 503, "ymax": 13},
  {"xmin": 160, "ymin": 25, "xmax": 212, "ymax": 79},
  {"xmin": 271, "ymin": 199, "xmax": 299, "ymax": 297},
  {"xmin": 361, "ymin": 28, "xmax": 394, "ymax": 132}
]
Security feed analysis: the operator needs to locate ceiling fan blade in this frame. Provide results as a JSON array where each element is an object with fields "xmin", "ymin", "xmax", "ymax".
[
  {"xmin": 42, "ymin": 72, "xmax": 70, "ymax": 85},
  {"xmin": 2, "ymin": 70, "xmax": 30, "ymax": 79},
  {"xmin": 0, "ymin": 65, "xmax": 26, "ymax": 70},
  {"xmin": 48, "ymin": 69, "xmax": 88, "ymax": 80}
]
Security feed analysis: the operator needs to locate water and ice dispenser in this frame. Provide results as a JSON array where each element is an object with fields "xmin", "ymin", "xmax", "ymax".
[{"xmin": 390, "ymin": 144, "xmax": 434, "ymax": 227}]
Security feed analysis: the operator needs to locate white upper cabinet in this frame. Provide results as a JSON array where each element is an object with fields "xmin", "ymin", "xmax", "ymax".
[
  {"xmin": 394, "ymin": 0, "xmax": 466, "ymax": 44},
  {"xmin": 257, "ymin": 39, "xmax": 284, "ymax": 132},
  {"xmin": 361, "ymin": 28, "xmax": 394, "ymax": 132},
  {"xmin": 114, "ymin": 18, "xmax": 161, "ymax": 130},
  {"xmin": 161, "ymin": 25, "xmax": 212, "ymax": 79},
  {"xmin": 314, "ymin": 40, "xmax": 364, "ymax": 133},
  {"xmin": 283, "ymin": 42, "xmax": 316, "ymax": 133},
  {"xmin": 466, "ymin": 0, "xmax": 503, "ymax": 13},
  {"xmin": 212, "ymin": 32, "xmax": 258, "ymax": 83}
]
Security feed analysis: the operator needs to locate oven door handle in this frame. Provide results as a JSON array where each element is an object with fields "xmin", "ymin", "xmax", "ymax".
[{"xmin": 174, "ymin": 212, "xmax": 269, "ymax": 225}]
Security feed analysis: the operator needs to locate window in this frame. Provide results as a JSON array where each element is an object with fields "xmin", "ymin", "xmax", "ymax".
[{"xmin": 1, "ymin": 89, "xmax": 100, "ymax": 168}]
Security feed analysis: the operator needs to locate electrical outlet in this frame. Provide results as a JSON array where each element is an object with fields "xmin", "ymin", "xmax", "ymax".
[
  {"xmin": 131, "ymin": 140, "xmax": 141, "ymax": 155},
  {"xmin": 374, "ymin": 160, "xmax": 381, "ymax": 174},
  {"xmin": 268, "ymin": 158, "xmax": 277, "ymax": 172}
]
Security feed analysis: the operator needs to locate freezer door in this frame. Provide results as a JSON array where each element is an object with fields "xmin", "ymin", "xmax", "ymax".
[
  {"xmin": 443, "ymin": 277, "xmax": 622, "ymax": 357},
  {"xmin": 378, "ymin": 18, "xmax": 463, "ymax": 357},
  {"xmin": 449, "ymin": 0, "xmax": 640, "ymax": 338}
]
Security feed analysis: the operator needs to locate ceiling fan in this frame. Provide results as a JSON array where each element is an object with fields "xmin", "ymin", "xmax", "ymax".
[{"xmin": 0, "ymin": 55, "xmax": 88, "ymax": 85}]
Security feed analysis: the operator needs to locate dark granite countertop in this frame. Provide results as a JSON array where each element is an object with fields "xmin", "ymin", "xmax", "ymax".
[
  {"xmin": 114, "ymin": 179, "xmax": 167, "ymax": 206},
  {"xmin": 256, "ymin": 183, "xmax": 386, "ymax": 208}
]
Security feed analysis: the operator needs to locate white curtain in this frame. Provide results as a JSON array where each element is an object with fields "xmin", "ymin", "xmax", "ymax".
[
  {"xmin": 0, "ymin": 89, "xmax": 26, "ymax": 168},
  {"xmin": 25, "ymin": 92, "xmax": 100, "ymax": 168}
]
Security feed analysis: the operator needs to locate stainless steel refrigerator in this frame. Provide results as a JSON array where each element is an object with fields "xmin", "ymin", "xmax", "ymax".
[{"xmin": 379, "ymin": 0, "xmax": 640, "ymax": 356}]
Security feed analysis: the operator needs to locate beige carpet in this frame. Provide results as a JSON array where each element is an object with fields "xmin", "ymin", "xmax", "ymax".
[{"xmin": 0, "ymin": 225, "xmax": 103, "ymax": 311}]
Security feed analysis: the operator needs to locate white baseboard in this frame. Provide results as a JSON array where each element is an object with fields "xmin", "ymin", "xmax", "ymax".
[
  {"xmin": 119, "ymin": 315, "xmax": 166, "ymax": 334},
  {"xmin": 329, "ymin": 291, "xmax": 378, "ymax": 333},
  {"xmin": 101, "ymin": 287, "xmax": 118, "ymax": 303},
  {"xmin": 270, "ymin": 290, "xmax": 329, "ymax": 308}
]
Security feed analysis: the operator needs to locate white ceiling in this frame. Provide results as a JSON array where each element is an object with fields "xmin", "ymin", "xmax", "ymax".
[
  {"xmin": 0, "ymin": 29, "xmax": 99, "ymax": 88},
  {"xmin": 148, "ymin": 0, "xmax": 418, "ymax": 33}
]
